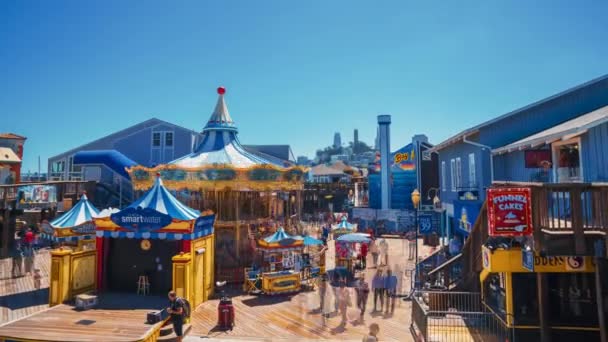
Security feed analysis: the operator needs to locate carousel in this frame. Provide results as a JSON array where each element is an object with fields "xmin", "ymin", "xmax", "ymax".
[
  {"xmin": 41, "ymin": 193, "xmax": 99, "ymax": 251},
  {"xmin": 126, "ymin": 87, "xmax": 307, "ymax": 282},
  {"xmin": 333, "ymin": 232, "xmax": 371, "ymax": 283},
  {"xmin": 332, "ymin": 216, "xmax": 356, "ymax": 239}
]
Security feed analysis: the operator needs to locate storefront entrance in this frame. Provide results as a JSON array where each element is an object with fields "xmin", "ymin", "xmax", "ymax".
[{"xmin": 106, "ymin": 238, "xmax": 180, "ymax": 295}]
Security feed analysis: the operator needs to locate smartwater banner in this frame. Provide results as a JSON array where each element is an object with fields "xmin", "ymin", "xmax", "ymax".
[{"xmin": 111, "ymin": 207, "xmax": 173, "ymax": 232}]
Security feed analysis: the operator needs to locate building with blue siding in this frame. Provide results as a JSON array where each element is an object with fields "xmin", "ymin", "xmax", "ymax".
[{"xmin": 431, "ymin": 74, "xmax": 608, "ymax": 238}]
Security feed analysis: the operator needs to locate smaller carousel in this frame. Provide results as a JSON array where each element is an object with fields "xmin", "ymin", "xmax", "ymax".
[
  {"xmin": 333, "ymin": 233, "xmax": 371, "ymax": 283},
  {"xmin": 41, "ymin": 193, "xmax": 99, "ymax": 251},
  {"xmin": 332, "ymin": 216, "xmax": 356, "ymax": 239}
]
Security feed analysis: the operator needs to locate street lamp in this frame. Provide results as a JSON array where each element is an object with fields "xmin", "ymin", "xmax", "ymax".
[{"xmin": 411, "ymin": 189, "xmax": 421, "ymax": 291}]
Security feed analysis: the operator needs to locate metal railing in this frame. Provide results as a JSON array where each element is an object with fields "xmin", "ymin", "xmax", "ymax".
[{"xmin": 411, "ymin": 291, "xmax": 514, "ymax": 342}]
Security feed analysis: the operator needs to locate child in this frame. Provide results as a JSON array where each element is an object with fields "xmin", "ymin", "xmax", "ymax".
[
  {"xmin": 362, "ymin": 323, "xmax": 379, "ymax": 342},
  {"xmin": 33, "ymin": 269, "xmax": 42, "ymax": 290}
]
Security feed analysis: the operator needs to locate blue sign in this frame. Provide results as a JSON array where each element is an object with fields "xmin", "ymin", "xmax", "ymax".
[
  {"xmin": 418, "ymin": 212, "xmax": 440, "ymax": 235},
  {"xmin": 454, "ymin": 200, "xmax": 482, "ymax": 236},
  {"xmin": 522, "ymin": 249, "xmax": 534, "ymax": 272},
  {"xmin": 194, "ymin": 214, "xmax": 215, "ymax": 233},
  {"xmin": 111, "ymin": 207, "xmax": 173, "ymax": 232}
]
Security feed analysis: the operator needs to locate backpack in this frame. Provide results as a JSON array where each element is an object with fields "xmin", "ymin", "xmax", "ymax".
[{"xmin": 178, "ymin": 297, "xmax": 191, "ymax": 319}]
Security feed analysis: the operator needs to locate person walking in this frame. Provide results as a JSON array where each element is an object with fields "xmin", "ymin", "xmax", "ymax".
[
  {"xmin": 356, "ymin": 278, "xmax": 370, "ymax": 321},
  {"xmin": 167, "ymin": 291, "xmax": 185, "ymax": 342},
  {"xmin": 362, "ymin": 323, "xmax": 380, "ymax": 342},
  {"xmin": 369, "ymin": 239, "xmax": 379, "ymax": 268},
  {"xmin": 11, "ymin": 241, "xmax": 23, "ymax": 278},
  {"xmin": 371, "ymin": 269, "xmax": 385, "ymax": 312},
  {"xmin": 337, "ymin": 281, "xmax": 351, "ymax": 326},
  {"xmin": 318, "ymin": 275, "xmax": 328, "ymax": 314},
  {"xmin": 407, "ymin": 231, "xmax": 416, "ymax": 260},
  {"xmin": 379, "ymin": 239, "xmax": 389, "ymax": 266},
  {"xmin": 22, "ymin": 243, "xmax": 34, "ymax": 275},
  {"xmin": 360, "ymin": 242, "xmax": 368, "ymax": 269},
  {"xmin": 384, "ymin": 269, "xmax": 398, "ymax": 315}
]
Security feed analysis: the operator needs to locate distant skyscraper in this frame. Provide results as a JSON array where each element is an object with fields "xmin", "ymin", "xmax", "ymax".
[
  {"xmin": 354, "ymin": 129, "xmax": 359, "ymax": 153},
  {"xmin": 333, "ymin": 132, "xmax": 342, "ymax": 148}
]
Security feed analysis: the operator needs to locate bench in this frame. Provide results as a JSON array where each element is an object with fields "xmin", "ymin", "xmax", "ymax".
[{"xmin": 75, "ymin": 294, "xmax": 98, "ymax": 310}]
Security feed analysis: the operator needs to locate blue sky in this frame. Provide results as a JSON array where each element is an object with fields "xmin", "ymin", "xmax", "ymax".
[{"xmin": 1, "ymin": 1, "xmax": 607, "ymax": 173}]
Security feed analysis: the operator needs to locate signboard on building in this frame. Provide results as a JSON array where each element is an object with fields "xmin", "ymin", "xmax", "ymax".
[
  {"xmin": 194, "ymin": 214, "xmax": 215, "ymax": 234},
  {"xmin": 16, "ymin": 185, "xmax": 57, "ymax": 209},
  {"xmin": 487, "ymin": 188, "xmax": 533, "ymax": 237},
  {"xmin": 522, "ymin": 249, "xmax": 534, "ymax": 272},
  {"xmin": 111, "ymin": 207, "xmax": 172, "ymax": 232},
  {"xmin": 454, "ymin": 200, "xmax": 481, "ymax": 235},
  {"xmin": 71, "ymin": 222, "xmax": 97, "ymax": 235},
  {"xmin": 352, "ymin": 208, "xmax": 376, "ymax": 221},
  {"xmin": 458, "ymin": 190, "xmax": 479, "ymax": 201},
  {"xmin": 418, "ymin": 211, "xmax": 440, "ymax": 235}
]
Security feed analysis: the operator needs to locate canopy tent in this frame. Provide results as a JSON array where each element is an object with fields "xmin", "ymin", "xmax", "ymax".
[
  {"xmin": 257, "ymin": 227, "xmax": 304, "ymax": 251},
  {"xmin": 332, "ymin": 217, "xmax": 354, "ymax": 230},
  {"xmin": 336, "ymin": 233, "xmax": 371, "ymax": 244},
  {"xmin": 94, "ymin": 175, "xmax": 209, "ymax": 240},
  {"xmin": 126, "ymin": 88, "xmax": 307, "ymax": 191},
  {"xmin": 42, "ymin": 193, "xmax": 99, "ymax": 242},
  {"xmin": 95, "ymin": 207, "xmax": 120, "ymax": 218},
  {"xmin": 301, "ymin": 235, "xmax": 323, "ymax": 246}
]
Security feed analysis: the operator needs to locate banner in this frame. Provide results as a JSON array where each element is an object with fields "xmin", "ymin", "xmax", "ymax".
[
  {"xmin": 352, "ymin": 208, "xmax": 376, "ymax": 221},
  {"xmin": 111, "ymin": 207, "xmax": 173, "ymax": 232},
  {"xmin": 454, "ymin": 200, "xmax": 482, "ymax": 235},
  {"xmin": 16, "ymin": 185, "xmax": 57, "ymax": 209},
  {"xmin": 418, "ymin": 212, "xmax": 441, "ymax": 235},
  {"xmin": 194, "ymin": 214, "xmax": 215, "ymax": 234},
  {"xmin": 487, "ymin": 188, "xmax": 533, "ymax": 237}
]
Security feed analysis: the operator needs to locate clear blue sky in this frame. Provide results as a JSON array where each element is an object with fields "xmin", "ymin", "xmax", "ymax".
[{"xmin": 1, "ymin": 1, "xmax": 607, "ymax": 173}]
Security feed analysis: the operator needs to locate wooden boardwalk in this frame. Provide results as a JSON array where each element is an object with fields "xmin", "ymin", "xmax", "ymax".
[
  {"xmin": 0, "ymin": 293, "xmax": 168, "ymax": 342},
  {"xmin": 0, "ymin": 249, "xmax": 51, "ymax": 323},
  {"xmin": 191, "ymin": 238, "xmax": 432, "ymax": 341}
]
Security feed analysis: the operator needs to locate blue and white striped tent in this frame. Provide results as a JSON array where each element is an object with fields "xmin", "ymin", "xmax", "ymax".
[
  {"xmin": 170, "ymin": 87, "xmax": 284, "ymax": 169},
  {"xmin": 127, "ymin": 175, "xmax": 200, "ymax": 221},
  {"xmin": 257, "ymin": 227, "xmax": 304, "ymax": 251},
  {"xmin": 333, "ymin": 217, "xmax": 354, "ymax": 231},
  {"xmin": 43, "ymin": 193, "xmax": 100, "ymax": 242}
]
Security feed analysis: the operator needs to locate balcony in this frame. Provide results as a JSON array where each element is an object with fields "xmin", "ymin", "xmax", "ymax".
[{"xmin": 49, "ymin": 172, "xmax": 83, "ymax": 181}]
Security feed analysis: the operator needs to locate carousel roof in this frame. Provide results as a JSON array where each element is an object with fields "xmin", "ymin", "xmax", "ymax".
[
  {"xmin": 263, "ymin": 227, "xmax": 296, "ymax": 243},
  {"xmin": 258, "ymin": 227, "xmax": 304, "ymax": 250},
  {"xmin": 333, "ymin": 217, "xmax": 354, "ymax": 230},
  {"xmin": 50, "ymin": 193, "xmax": 99, "ymax": 229},
  {"xmin": 170, "ymin": 87, "xmax": 284, "ymax": 169},
  {"xmin": 336, "ymin": 233, "xmax": 371, "ymax": 243},
  {"xmin": 128, "ymin": 175, "xmax": 200, "ymax": 221}
]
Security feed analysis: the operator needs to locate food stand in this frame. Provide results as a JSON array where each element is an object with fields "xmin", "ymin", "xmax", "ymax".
[
  {"xmin": 254, "ymin": 228, "xmax": 304, "ymax": 295},
  {"xmin": 335, "ymin": 233, "xmax": 370, "ymax": 278}
]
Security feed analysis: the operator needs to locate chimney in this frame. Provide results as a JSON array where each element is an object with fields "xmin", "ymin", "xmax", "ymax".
[{"xmin": 377, "ymin": 115, "xmax": 391, "ymax": 209}]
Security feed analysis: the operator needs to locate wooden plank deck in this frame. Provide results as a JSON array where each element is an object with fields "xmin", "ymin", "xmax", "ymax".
[
  {"xmin": 0, "ymin": 293, "xmax": 168, "ymax": 342},
  {"xmin": 0, "ymin": 249, "xmax": 51, "ymax": 323},
  {"xmin": 191, "ymin": 238, "xmax": 433, "ymax": 342}
]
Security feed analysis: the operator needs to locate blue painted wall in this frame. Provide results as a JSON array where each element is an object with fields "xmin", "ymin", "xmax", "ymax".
[
  {"xmin": 369, "ymin": 143, "xmax": 418, "ymax": 210},
  {"xmin": 493, "ymin": 149, "xmax": 552, "ymax": 183},
  {"xmin": 582, "ymin": 121, "xmax": 608, "ymax": 182}
]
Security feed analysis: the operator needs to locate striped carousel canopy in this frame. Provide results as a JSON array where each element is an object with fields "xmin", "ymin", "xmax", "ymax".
[
  {"xmin": 170, "ymin": 87, "xmax": 284, "ymax": 169},
  {"xmin": 333, "ymin": 217, "xmax": 354, "ymax": 231},
  {"xmin": 258, "ymin": 227, "xmax": 304, "ymax": 251},
  {"xmin": 129, "ymin": 175, "xmax": 200, "ymax": 221},
  {"xmin": 50, "ymin": 193, "xmax": 99, "ymax": 229}
]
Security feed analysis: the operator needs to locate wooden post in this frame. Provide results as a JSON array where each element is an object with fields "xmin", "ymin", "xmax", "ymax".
[
  {"xmin": 235, "ymin": 191, "xmax": 240, "ymax": 261},
  {"xmin": 596, "ymin": 257, "xmax": 607, "ymax": 342},
  {"xmin": 1, "ymin": 188, "xmax": 9, "ymax": 258},
  {"xmin": 570, "ymin": 187, "xmax": 586, "ymax": 255},
  {"xmin": 537, "ymin": 272, "xmax": 551, "ymax": 342}
]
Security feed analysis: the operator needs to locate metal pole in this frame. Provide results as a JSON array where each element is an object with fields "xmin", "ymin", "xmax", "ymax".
[
  {"xmin": 415, "ymin": 207, "xmax": 419, "ymax": 290},
  {"xmin": 119, "ymin": 178, "xmax": 122, "ymax": 209}
]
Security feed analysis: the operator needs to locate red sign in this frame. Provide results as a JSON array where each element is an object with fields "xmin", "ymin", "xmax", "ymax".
[{"xmin": 487, "ymin": 188, "xmax": 533, "ymax": 237}]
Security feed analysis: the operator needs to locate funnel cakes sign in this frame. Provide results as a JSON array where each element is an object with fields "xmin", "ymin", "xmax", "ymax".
[{"xmin": 487, "ymin": 188, "xmax": 533, "ymax": 237}]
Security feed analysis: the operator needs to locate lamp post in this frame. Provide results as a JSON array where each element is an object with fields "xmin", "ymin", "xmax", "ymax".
[{"xmin": 411, "ymin": 189, "xmax": 421, "ymax": 291}]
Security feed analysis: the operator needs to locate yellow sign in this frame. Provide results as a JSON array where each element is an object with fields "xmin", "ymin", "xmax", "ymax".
[
  {"xmin": 393, "ymin": 150, "xmax": 416, "ymax": 164},
  {"xmin": 481, "ymin": 246, "xmax": 595, "ymax": 273}
]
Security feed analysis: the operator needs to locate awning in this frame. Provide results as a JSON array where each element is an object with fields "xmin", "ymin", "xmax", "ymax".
[
  {"xmin": 0, "ymin": 147, "xmax": 21, "ymax": 164},
  {"xmin": 95, "ymin": 226, "xmax": 213, "ymax": 240},
  {"xmin": 41, "ymin": 233, "xmax": 95, "ymax": 242},
  {"xmin": 492, "ymin": 105, "xmax": 608, "ymax": 155}
]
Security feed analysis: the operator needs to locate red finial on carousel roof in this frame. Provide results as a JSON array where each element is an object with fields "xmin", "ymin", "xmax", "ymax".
[
  {"xmin": 156, "ymin": 172, "xmax": 161, "ymax": 178},
  {"xmin": 217, "ymin": 86, "xmax": 226, "ymax": 95}
]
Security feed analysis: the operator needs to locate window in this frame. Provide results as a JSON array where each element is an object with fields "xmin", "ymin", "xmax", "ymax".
[
  {"xmin": 450, "ymin": 159, "xmax": 456, "ymax": 192},
  {"xmin": 468, "ymin": 153, "xmax": 476, "ymax": 187},
  {"xmin": 552, "ymin": 138, "xmax": 582, "ymax": 183},
  {"xmin": 455, "ymin": 157, "xmax": 462, "ymax": 189},
  {"xmin": 152, "ymin": 132, "xmax": 161, "ymax": 147},
  {"xmin": 165, "ymin": 132, "xmax": 174, "ymax": 147},
  {"xmin": 441, "ymin": 161, "xmax": 446, "ymax": 191}
]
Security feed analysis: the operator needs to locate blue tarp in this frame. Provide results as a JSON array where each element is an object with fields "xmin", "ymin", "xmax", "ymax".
[{"xmin": 73, "ymin": 150, "xmax": 137, "ymax": 179}]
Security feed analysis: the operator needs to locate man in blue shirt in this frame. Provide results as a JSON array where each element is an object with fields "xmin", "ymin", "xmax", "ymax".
[
  {"xmin": 384, "ymin": 269, "xmax": 398, "ymax": 315},
  {"xmin": 371, "ymin": 269, "xmax": 385, "ymax": 312}
]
